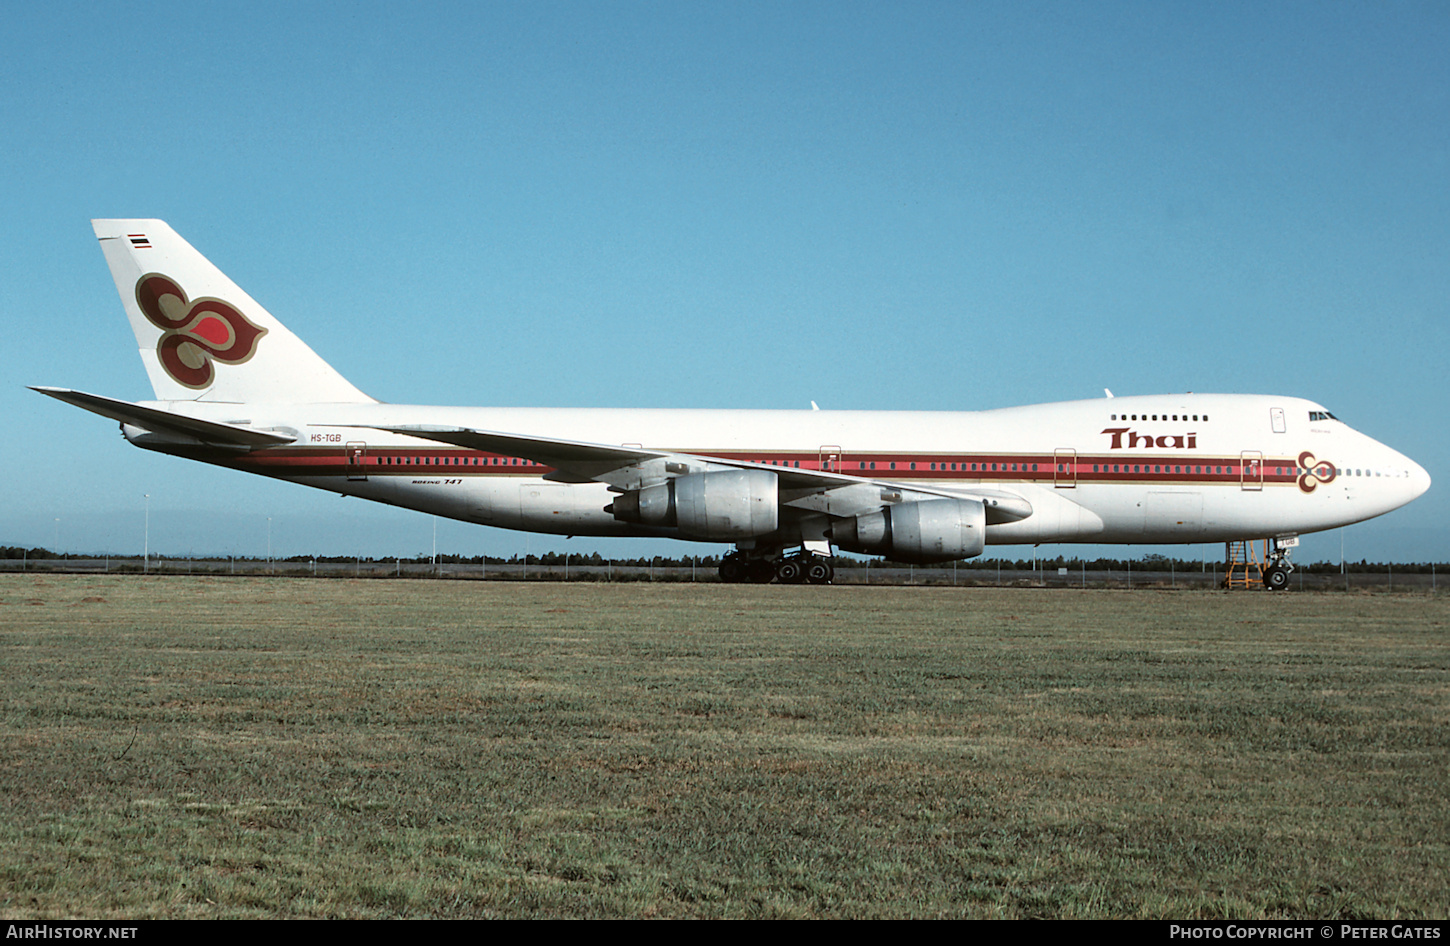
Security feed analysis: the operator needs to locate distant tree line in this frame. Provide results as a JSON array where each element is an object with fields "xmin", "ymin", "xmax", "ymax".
[
  {"xmin": 0, "ymin": 547, "xmax": 54, "ymax": 561},
  {"xmin": 3, "ymin": 545, "xmax": 1445, "ymax": 573}
]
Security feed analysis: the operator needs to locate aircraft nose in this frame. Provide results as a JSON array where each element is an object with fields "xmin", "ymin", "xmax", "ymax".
[
  {"xmin": 1406, "ymin": 456, "xmax": 1431, "ymax": 501},
  {"xmin": 1385, "ymin": 446, "xmax": 1432, "ymax": 505}
]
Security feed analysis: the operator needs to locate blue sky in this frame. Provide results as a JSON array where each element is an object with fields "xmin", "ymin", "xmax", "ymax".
[{"xmin": 4, "ymin": 1, "xmax": 1446, "ymax": 563}]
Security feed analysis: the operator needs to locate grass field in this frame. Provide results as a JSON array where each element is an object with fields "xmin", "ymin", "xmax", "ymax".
[{"xmin": 1, "ymin": 574, "xmax": 1446, "ymax": 918}]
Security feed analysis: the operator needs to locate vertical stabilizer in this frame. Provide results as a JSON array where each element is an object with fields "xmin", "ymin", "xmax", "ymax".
[{"xmin": 92, "ymin": 219, "xmax": 374, "ymax": 404}]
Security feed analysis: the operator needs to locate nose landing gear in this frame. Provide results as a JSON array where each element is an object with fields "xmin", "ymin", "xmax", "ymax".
[
  {"xmin": 1225, "ymin": 537, "xmax": 1298, "ymax": 591},
  {"xmin": 1263, "ymin": 537, "xmax": 1297, "ymax": 592}
]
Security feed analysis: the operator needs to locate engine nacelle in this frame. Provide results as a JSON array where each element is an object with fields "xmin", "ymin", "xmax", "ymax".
[
  {"xmin": 833, "ymin": 498, "xmax": 986, "ymax": 563},
  {"xmin": 610, "ymin": 469, "xmax": 779, "ymax": 539}
]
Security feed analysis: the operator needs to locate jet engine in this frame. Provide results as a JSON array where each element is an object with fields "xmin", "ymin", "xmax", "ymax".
[
  {"xmin": 832, "ymin": 498, "xmax": 986, "ymax": 563},
  {"xmin": 609, "ymin": 469, "xmax": 779, "ymax": 539}
]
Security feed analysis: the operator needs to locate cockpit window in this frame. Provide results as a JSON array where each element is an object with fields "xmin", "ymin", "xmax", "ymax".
[{"xmin": 1308, "ymin": 411, "xmax": 1339, "ymax": 422}]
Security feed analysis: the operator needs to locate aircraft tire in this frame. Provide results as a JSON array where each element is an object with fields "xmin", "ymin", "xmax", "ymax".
[
  {"xmin": 719, "ymin": 558, "xmax": 746, "ymax": 583},
  {"xmin": 1264, "ymin": 564, "xmax": 1290, "ymax": 591},
  {"xmin": 805, "ymin": 558, "xmax": 834, "ymax": 584},
  {"xmin": 775, "ymin": 558, "xmax": 804, "ymax": 584}
]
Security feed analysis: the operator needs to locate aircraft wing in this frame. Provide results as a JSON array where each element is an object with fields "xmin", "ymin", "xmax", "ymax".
[
  {"xmin": 32, "ymin": 387, "xmax": 297, "ymax": 447},
  {"xmin": 360, "ymin": 423, "xmax": 1033, "ymax": 523},
  {"xmin": 356, "ymin": 424, "xmax": 671, "ymax": 482}
]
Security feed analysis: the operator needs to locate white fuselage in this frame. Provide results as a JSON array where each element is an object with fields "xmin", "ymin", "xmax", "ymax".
[{"xmin": 132, "ymin": 391, "xmax": 1430, "ymax": 550}]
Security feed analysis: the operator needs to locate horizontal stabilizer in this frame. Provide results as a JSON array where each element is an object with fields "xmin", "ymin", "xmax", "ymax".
[{"xmin": 31, "ymin": 387, "xmax": 295, "ymax": 447}]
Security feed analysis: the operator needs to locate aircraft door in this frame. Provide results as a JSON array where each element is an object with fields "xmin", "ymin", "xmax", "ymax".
[
  {"xmin": 1241, "ymin": 450, "xmax": 1263, "ymax": 491},
  {"xmin": 1270, "ymin": 407, "xmax": 1286, "ymax": 433},
  {"xmin": 818, "ymin": 445, "xmax": 844, "ymax": 473},
  {"xmin": 1054, "ymin": 448, "xmax": 1077, "ymax": 488},
  {"xmin": 346, "ymin": 442, "xmax": 368, "ymax": 482}
]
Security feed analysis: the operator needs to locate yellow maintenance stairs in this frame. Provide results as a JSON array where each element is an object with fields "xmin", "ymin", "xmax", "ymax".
[
  {"xmin": 1224, "ymin": 540, "xmax": 1267, "ymax": 589},
  {"xmin": 1225, "ymin": 539, "xmax": 1294, "ymax": 590}
]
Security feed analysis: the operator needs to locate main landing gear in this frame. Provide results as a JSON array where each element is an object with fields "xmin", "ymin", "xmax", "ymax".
[{"xmin": 718, "ymin": 550, "xmax": 835, "ymax": 585}]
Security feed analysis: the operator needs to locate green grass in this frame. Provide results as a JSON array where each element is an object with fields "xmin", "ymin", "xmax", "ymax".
[{"xmin": 1, "ymin": 574, "xmax": 1446, "ymax": 918}]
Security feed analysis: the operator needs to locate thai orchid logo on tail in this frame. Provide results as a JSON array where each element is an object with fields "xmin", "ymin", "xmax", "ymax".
[{"xmin": 135, "ymin": 274, "xmax": 267, "ymax": 388}]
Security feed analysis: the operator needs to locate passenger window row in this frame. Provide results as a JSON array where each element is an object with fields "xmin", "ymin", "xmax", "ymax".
[{"xmin": 1109, "ymin": 413, "xmax": 1207, "ymax": 422}]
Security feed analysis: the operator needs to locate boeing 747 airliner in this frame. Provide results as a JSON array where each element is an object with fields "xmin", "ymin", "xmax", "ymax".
[{"xmin": 34, "ymin": 220, "xmax": 1430, "ymax": 587}]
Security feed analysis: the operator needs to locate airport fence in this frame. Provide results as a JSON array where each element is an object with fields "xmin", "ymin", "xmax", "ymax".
[{"xmin": 0, "ymin": 556, "xmax": 1442, "ymax": 591}]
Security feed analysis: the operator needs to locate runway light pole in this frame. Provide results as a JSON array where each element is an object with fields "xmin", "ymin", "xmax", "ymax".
[{"xmin": 143, "ymin": 494, "xmax": 150, "ymax": 573}]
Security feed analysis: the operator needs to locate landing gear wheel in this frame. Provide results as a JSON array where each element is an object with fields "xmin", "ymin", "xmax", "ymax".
[
  {"xmin": 804, "ymin": 558, "xmax": 834, "ymax": 585},
  {"xmin": 719, "ymin": 556, "xmax": 746, "ymax": 583},
  {"xmin": 775, "ymin": 558, "xmax": 805, "ymax": 584},
  {"xmin": 747, "ymin": 560, "xmax": 775, "ymax": 583},
  {"xmin": 1264, "ymin": 564, "xmax": 1290, "ymax": 591}
]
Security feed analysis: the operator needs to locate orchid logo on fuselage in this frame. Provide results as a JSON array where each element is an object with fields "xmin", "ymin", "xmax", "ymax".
[
  {"xmin": 1296, "ymin": 451, "xmax": 1337, "ymax": 494},
  {"xmin": 135, "ymin": 274, "xmax": 267, "ymax": 389}
]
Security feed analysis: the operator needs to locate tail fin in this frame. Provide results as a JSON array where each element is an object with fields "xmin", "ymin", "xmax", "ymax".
[{"xmin": 92, "ymin": 219, "xmax": 374, "ymax": 404}]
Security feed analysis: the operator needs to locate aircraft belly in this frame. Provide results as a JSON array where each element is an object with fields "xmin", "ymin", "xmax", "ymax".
[
  {"xmin": 1140, "ymin": 491, "xmax": 1206, "ymax": 540},
  {"xmin": 278, "ymin": 471, "xmax": 657, "ymax": 537},
  {"xmin": 1040, "ymin": 485, "xmax": 1208, "ymax": 543},
  {"xmin": 517, "ymin": 481, "xmax": 622, "ymax": 535},
  {"xmin": 1198, "ymin": 484, "xmax": 1378, "ymax": 538},
  {"xmin": 984, "ymin": 484, "xmax": 1104, "ymax": 544},
  {"xmin": 1083, "ymin": 487, "xmax": 1290, "ymax": 542},
  {"xmin": 466, "ymin": 478, "xmax": 645, "ymax": 536},
  {"xmin": 423, "ymin": 478, "xmax": 625, "ymax": 535}
]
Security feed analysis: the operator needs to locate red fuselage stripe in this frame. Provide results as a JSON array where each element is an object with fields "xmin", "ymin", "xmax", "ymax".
[{"xmin": 231, "ymin": 447, "xmax": 1318, "ymax": 486}]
